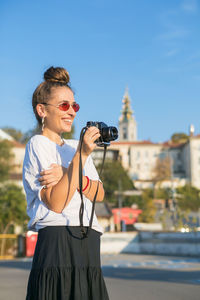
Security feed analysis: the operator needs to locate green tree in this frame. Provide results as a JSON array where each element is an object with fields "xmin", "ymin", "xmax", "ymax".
[
  {"xmin": 0, "ymin": 184, "xmax": 28, "ymax": 255},
  {"xmin": 2, "ymin": 127, "xmax": 24, "ymax": 142},
  {"xmin": 0, "ymin": 184, "xmax": 27, "ymax": 234},
  {"xmin": 176, "ymin": 185, "xmax": 200, "ymax": 211},
  {"xmin": 171, "ymin": 133, "xmax": 189, "ymax": 144},
  {"xmin": 0, "ymin": 140, "xmax": 14, "ymax": 182},
  {"xmin": 97, "ymin": 160, "xmax": 134, "ymax": 205},
  {"xmin": 153, "ymin": 156, "xmax": 171, "ymax": 183},
  {"xmin": 136, "ymin": 189, "xmax": 157, "ymax": 223},
  {"xmin": 21, "ymin": 125, "xmax": 40, "ymax": 144}
]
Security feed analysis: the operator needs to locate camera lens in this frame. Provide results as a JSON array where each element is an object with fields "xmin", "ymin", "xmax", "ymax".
[
  {"xmin": 110, "ymin": 127, "xmax": 118, "ymax": 140},
  {"xmin": 101, "ymin": 126, "xmax": 118, "ymax": 142}
]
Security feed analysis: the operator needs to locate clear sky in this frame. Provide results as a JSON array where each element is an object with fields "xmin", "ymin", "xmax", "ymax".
[{"xmin": 0, "ymin": 0, "xmax": 200, "ymax": 142}]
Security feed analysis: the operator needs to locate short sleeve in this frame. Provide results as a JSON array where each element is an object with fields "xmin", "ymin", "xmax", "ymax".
[{"xmin": 22, "ymin": 137, "xmax": 58, "ymax": 222}]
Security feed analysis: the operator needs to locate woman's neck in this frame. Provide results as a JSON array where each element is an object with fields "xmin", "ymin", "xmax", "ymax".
[{"xmin": 42, "ymin": 128, "xmax": 64, "ymax": 146}]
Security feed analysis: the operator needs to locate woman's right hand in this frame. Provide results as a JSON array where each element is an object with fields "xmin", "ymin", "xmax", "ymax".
[{"xmin": 78, "ymin": 126, "xmax": 101, "ymax": 156}]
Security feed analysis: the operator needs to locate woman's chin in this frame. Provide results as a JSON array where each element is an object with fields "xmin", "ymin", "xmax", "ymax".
[{"xmin": 61, "ymin": 125, "xmax": 72, "ymax": 133}]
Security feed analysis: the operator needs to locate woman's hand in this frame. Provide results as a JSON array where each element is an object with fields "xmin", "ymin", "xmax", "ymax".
[
  {"xmin": 39, "ymin": 164, "xmax": 64, "ymax": 188},
  {"xmin": 78, "ymin": 126, "xmax": 101, "ymax": 157}
]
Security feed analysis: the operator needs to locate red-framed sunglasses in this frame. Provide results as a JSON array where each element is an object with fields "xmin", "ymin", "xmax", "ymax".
[{"xmin": 41, "ymin": 101, "xmax": 80, "ymax": 112}]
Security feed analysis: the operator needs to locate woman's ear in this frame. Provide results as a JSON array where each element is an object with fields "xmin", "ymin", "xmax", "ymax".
[{"xmin": 36, "ymin": 104, "xmax": 46, "ymax": 118}]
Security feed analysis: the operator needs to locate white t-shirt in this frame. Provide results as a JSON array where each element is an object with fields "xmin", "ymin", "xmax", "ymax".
[{"xmin": 23, "ymin": 135, "xmax": 103, "ymax": 233}]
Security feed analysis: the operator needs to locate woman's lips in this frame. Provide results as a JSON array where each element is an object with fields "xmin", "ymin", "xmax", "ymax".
[{"xmin": 62, "ymin": 118, "xmax": 72, "ymax": 124}]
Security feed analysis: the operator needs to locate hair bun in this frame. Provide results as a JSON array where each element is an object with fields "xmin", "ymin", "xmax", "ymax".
[{"xmin": 44, "ymin": 66, "xmax": 70, "ymax": 84}]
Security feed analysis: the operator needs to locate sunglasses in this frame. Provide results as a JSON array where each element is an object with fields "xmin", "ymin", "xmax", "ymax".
[{"xmin": 41, "ymin": 101, "xmax": 80, "ymax": 112}]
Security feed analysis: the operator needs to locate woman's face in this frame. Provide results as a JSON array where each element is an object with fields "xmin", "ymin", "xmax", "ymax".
[{"xmin": 43, "ymin": 86, "xmax": 77, "ymax": 134}]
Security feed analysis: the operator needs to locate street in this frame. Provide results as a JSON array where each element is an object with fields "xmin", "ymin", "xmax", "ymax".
[{"xmin": 0, "ymin": 254, "xmax": 200, "ymax": 300}]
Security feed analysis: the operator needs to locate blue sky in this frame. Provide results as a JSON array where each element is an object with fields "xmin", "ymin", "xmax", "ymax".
[{"xmin": 0, "ymin": 0, "xmax": 200, "ymax": 142}]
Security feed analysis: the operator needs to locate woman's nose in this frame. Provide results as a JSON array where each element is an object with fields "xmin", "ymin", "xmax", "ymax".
[{"xmin": 67, "ymin": 104, "xmax": 76, "ymax": 116}]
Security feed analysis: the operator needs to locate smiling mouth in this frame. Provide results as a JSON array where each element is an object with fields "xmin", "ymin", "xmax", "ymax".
[{"xmin": 62, "ymin": 119, "xmax": 72, "ymax": 124}]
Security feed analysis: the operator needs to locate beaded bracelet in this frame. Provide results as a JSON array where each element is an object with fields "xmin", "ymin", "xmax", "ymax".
[{"xmin": 77, "ymin": 176, "xmax": 90, "ymax": 193}]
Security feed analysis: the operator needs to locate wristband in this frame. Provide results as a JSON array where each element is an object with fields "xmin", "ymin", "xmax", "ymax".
[{"xmin": 77, "ymin": 176, "xmax": 90, "ymax": 193}]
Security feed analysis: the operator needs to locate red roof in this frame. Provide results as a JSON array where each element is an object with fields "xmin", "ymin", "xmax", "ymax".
[
  {"xmin": 11, "ymin": 140, "xmax": 25, "ymax": 148},
  {"xmin": 112, "ymin": 140, "xmax": 189, "ymax": 148},
  {"xmin": 162, "ymin": 141, "xmax": 186, "ymax": 148},
  {"xmin": 111, "ymin": 140, "xmax": 158, "ymax": 146}
]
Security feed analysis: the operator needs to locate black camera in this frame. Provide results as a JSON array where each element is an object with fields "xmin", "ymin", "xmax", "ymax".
[{"xmin": 86, "ymin": 121, "xmax": 118, "ymax": 147}]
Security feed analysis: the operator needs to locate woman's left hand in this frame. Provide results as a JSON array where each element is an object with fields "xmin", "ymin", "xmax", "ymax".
[{"xmin": 39, "ymin": 164, "xmax": 64, "ymax": 188}]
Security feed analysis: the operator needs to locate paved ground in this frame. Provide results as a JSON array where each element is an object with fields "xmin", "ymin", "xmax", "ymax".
[{"xmin": 0, "ymin": 254, "xmax": 200, "ymax": 300}]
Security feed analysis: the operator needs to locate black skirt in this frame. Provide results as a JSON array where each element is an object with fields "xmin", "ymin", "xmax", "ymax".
[{"xmin": 26, "ymin": 226, "xmax": 109, "ymax": 300}]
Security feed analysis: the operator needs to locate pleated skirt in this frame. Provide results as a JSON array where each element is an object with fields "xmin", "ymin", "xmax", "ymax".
[{"xmin": 26, "ymin": 226, "xmax": 109, "ymax": 300}]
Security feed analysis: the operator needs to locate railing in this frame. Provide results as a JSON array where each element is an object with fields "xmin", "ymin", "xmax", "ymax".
[{"xmin": 0, "ymin": 234, "xmax": 18, "ymax": 259}]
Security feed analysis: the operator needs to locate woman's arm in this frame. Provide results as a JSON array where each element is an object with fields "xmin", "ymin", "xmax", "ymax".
[
  {"xmin": 39, "ymin": 163, "xmax": 105, "ymax": 203},
  {"xmin": 80, "ymin": 176, "xmax": 104, "ymax": 202},
  {"xmin": 40, "ymin": 127, "xmax": 101, "ymax": 213}
]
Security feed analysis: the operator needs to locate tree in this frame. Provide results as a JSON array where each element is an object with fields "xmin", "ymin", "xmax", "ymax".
[
  {"xmin": 153, "ymin": 156, "xmax": 171, "ymax": 183},
  {"xmin": 155, "ymin": 187, "xmax": 171, "ymax": 208},
  {"xmin": 0, "ymin": 184, "xmax": 28, "ymax": 255},
  {"xmin": 97, "ymin": 160, "xmax": 134, "ymax": 205},
  {"xmin": 135, "ymin": 189, "xmax": 157, "ymax": 223},
  {"xmin": 21, "ymin": 125, "xmax": 40, "ymax": 144},
  {"xmin": 2, "ymin": 127, "xmax": 24, "ymax": 142},
  {"xmin": 0, "ymin": 140, "xmax": 14, "ymax": 182},
  {"xmin": 176, "ymin": 185, "xmax": 200, "ymax": 211},
  {"xmin": 171, "ymin": 133, "xmax": 189, "ymax": 144}
]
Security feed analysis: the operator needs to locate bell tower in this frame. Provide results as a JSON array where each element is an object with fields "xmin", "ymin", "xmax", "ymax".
[{"xmin": 119, "ymin": 88, "xmax": 137, "ymax": 141}]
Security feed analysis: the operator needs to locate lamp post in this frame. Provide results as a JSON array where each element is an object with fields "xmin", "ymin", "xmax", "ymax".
[{"xmin": 118, "ymin": 179, "xmax": 122, "ymax": 231}]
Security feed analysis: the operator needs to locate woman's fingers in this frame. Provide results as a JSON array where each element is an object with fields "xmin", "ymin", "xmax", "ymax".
[
  {"xmin": 39, "ymin": 174, "xmax": 60, "ymax": 185},
  {"xmin": 40, "ymin": 169, "xmax": 52, "ymax": 176},
  {"xmin": 84, "ymin": 127, "xmax": 100, "ymax": 144},
  {"xmin": 85, "ymin": 127, "xmax": 100, "ymax": 139},
  {"xmin": 40, "ymin": 164, "xmax": 63, "ymax": 179},
  {"xmin": 79, "ymin": 127, "xmax": 101, "ymax": 156}
]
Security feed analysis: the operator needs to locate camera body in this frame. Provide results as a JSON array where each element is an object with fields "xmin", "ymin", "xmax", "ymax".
[{"xmin": 86, "ymin": 121, "xmax": 118, "ymax": 147}]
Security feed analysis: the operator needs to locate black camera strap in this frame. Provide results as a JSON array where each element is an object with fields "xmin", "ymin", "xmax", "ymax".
[{"xmin": 78, "ymin": 127, "xmax": 107, "ymax": 238}]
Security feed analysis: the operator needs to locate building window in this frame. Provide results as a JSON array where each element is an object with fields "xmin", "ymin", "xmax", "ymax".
[
  {"xmin": 123, "ymin": 128, "xmax": 127, "ymax": 139},
  {"xmin": 137, "ymin": 164, "xmax": 140, "ymax": 170},
  {"xmin": 145, "ymin": 151, "xmax": 148, "ymax": 158},
  {"xmin": 137, "ymin": 151, "xmax": 140, "ymax": 159},
  {"xmin": 177, "ymin": 153, "xmax": 181, "ymax": 160}
]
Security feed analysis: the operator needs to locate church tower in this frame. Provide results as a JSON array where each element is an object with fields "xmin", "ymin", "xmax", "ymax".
[{"xmin": 119, "ymin": 88, "xmax": 137, "ymax": 141}]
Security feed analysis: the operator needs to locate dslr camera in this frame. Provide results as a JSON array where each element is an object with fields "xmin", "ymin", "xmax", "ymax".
[{"xmin": 86, "ymin": 121, "xmax": 118, "ymax": 147}]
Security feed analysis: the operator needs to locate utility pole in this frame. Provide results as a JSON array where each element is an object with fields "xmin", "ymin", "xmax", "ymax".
[{"xmin": 118, "ymin": 179, "xmax": 122, "ymax": 231}]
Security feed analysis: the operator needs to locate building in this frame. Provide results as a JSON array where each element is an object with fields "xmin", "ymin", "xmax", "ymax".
[
  {"xmin": 95, "ymin": 202, "xmax": 114, "ymax": 232},
  {"xmin": 92, "ymin": 90, "xmax": 200, "ymax": 190}
]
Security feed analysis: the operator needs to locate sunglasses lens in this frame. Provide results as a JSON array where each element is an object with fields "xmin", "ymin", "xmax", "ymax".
[
  {"xmin": 59, "ymin": 103, "xmax": 70, "ymax": 111},
  {"xmin": 59, "ymin": 102, "xmax": 80, "ymax": 112},
  {"xmin": 73, "ymin": 103, "xmax": 80, "ymax": 112}
]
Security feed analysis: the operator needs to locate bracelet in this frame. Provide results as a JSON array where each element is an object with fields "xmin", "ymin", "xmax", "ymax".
[
  {"xmin": 84, "ymin": 179, "xmax": 92, "ymax": 196},
  {"xmin": 77, "ymin": 176, "xmax": 90, "ymax": 193}
]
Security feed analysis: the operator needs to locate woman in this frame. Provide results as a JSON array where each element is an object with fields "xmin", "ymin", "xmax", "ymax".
[{"xmin": 23, "ymin": 66, "xmax": 110, "ymax": 300}]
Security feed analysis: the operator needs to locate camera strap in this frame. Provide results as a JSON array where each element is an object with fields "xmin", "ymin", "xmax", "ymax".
[{"xmin": 78, "ymin": 127, "xmax": 107, "ymax": 238}]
